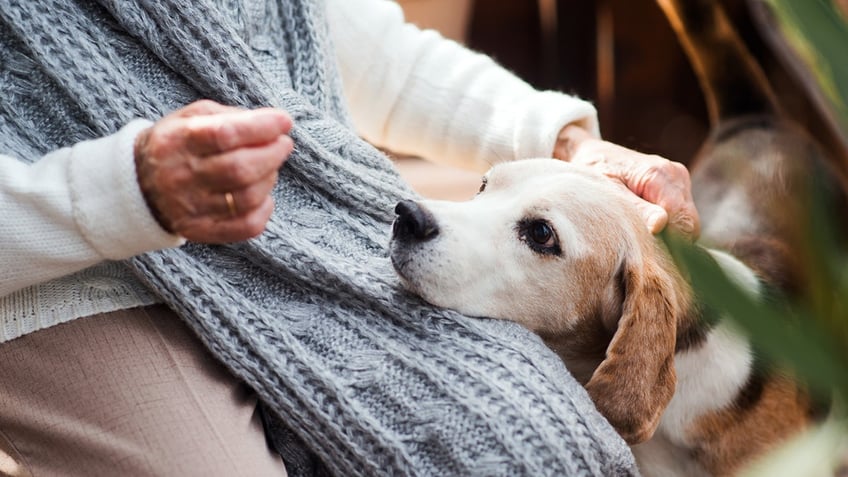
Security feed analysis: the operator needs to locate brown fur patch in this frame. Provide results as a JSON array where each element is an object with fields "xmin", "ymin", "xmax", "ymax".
[
  {"xmin": 687, "ymin": 372, "xmax": 813, "ymax": 475},
  {"xmin": 584, "ymin": 251, "xmax": 685, "ymax": 444},
  {"xmin": 540, "ymin": 308, "xmax": 613, "ymax": 386}
]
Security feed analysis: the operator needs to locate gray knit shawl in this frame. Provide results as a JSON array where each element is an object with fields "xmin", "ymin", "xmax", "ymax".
[{"xmin": 0, "ymin": 1, "xmax": 638, "ymax": 475}]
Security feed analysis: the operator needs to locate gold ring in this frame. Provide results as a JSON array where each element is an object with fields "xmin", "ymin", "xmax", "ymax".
[{"xmin": 224, "ymin": 192, "xmax": 237, "ymax": 217}]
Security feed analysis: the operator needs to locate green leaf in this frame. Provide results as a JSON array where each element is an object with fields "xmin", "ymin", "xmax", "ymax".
[
  {"xmin": 764, "ymin": 0, "xmax": 848, "ymax": 134},
  {"xmin": 662, "ymin": 232, "xmax": 848, "ymax": 402}
]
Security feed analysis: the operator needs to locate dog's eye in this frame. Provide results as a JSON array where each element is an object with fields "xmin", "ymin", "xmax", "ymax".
[
  {"xmin": 478, "ymin": 176, "xmax": 488, "ymax": 193},
  {"xmin": 528, "ymin": 221, "xmax": 553, "ymax": 245},
  {"xmin": 518, "ymin": 219, "xmax": 561, "ymax": 255}
]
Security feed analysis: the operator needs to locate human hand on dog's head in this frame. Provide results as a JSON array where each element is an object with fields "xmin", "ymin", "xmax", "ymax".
[{"xmin": 553, "ymin": 123, "xmax": 700, "ymax": 241}]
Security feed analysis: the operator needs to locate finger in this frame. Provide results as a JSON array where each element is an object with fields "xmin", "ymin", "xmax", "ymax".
[
  {"xmin": 217, "ymin": 173, "xmax": 279, "ymax": 218},
  {"xmin": 185, "ymin": 108, "xmax": 293, "ymax": 156},
  {"xmin": 632, "ymin": 198, "xmax": 669, "ymax": 235},
  {"xmin": 667, "ymin": 202, "xmax": 701, "ymax": 241},
  {"xmin": 649, "ymin": 190, "xmax": 700, "ymax": 240},
  {"xmin": 174, "ymin": 196, "xmax": 276, "ymax": 243},
  {"xmin": 193, "ymin": 134, "xmax": 292, "ymax": 190},
  {"xmin": 184, "ymin": 171, "xmax": 278, "ymax": 219},
  {"xmin": 647, "ymin": 186, "xmax": 700, "ymax": 240},
  {"xmin": 628, "ymin": 161, "xmax": 701, "ymax": 240},
  {"xmin": 175, "ymin": 99, "xmax": 243, "ymax": 118}
]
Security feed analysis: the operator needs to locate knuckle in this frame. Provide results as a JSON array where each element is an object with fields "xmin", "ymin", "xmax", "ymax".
[
  {"xmin": 276, "ymin": 135, "xmax": 294, "ymax": 155},
  {"xmin": 642, "ymin": 154, "xmax": 666, "ymax": 168},
  {"xmin": 222, "ymin": 158, "xmax": 255, "ymax": 186},
  {"xmin": 193, "ymin": 99, "xmax": 218, "ymax": 110},
  {"xmin": 213, "ymin": 122, "xmax": 238, "ymax": 151},
  {"xmin": 144, "ymin": 129, "xmax": 172, "ymax": 158},
  {"xmin": 668, "ymin": 161, "xmax": 689, "ymax": 177},
  {"xmin": 640, "ymin": 156, "xmax": 662, "ymax": 171},
  {"xmin": 182, "ymin": 100, "xmax": 226, "ymax": 118},
  {"xmin": 241, "ymin": 187, "xmax": 269, "ymax": 211},
  {"xmin": 155, "ymin": 164, "xmax": 193, "ymax": 191},
  {"xmin": 243, "ymin": 201, "xmax": 273, "ymax": 236},
  {"xmin": 672, "ymin": 213, "xmax": 699, "ymax": 236},
  {"xmin": 242, "ymin": 214, "xmax": 269, "ymax": 237},
  {"xmin": 152, "ymin": 127, "xmax": 197, "ymax": 161},
  {"xmin": 648, "ymin": 157, "xmax": 688, "ymax": 182}
]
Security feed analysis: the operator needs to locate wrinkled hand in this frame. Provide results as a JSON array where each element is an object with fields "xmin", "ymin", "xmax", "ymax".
[
  {"xmin": 553, "ymin": 123, "xmax": 700, "ymax": 240},
  {"xmin": 134, "ymin": 100, "xmax": 294, "ymax": 243}
]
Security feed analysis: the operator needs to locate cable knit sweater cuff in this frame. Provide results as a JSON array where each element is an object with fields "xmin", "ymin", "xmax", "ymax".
[{"xmin": 68, "ymin": 119, "xmax": 185, "ymax": 260}]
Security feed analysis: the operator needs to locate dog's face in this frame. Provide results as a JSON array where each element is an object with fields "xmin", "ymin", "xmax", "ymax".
[
  {"xmin": 391, "ymin": 158, "xmax": 650, "ymax": 331},
  {"xmin": 390, "ymin": 158, "xmax": 688, "ymax": 444}
]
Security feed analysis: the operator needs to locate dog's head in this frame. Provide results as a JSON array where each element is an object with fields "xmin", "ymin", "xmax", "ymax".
[{"xmin": 390, "ymin": 158, "xmax": 691, "ymax": 444}]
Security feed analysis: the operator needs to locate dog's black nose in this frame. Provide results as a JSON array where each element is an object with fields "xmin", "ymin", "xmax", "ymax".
[{"xmin": 393, "ymin": 200, "xmax": 439, "ymax": 242}]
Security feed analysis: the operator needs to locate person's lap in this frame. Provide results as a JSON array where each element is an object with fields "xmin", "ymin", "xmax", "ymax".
[{"xmin": 0, "ymin": 305, "xmax": 286, "ymax": 477}]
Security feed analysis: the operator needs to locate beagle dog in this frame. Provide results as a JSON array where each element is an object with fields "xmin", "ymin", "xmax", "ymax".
[
  {"xmin": 389, "ymin": 0, "xmax": 846, "ymax": 475},
  {"xmin": 390, "ymin": 158, "xmax": 823, "ymax": 476}
]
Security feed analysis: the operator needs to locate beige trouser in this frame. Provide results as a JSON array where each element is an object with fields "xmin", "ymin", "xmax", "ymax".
[{"xmin": 0, "ymin": 305, "xmax": 287, "ymax": 477}]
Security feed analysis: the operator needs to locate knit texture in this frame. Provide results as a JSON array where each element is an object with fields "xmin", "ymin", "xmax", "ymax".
[{"xmin": 0, "ymin": 0, "xmax": 639, "ymax": 475}]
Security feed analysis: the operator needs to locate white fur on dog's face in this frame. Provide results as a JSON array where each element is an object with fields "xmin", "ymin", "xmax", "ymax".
[{"xmin": 390, "ymin": 158, "xmax": 650, "ymax": 335}]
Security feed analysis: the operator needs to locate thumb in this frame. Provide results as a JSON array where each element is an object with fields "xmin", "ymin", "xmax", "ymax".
[{"xmin": 634, "ymin": 198, "xmax": 669, "ymax": 235}]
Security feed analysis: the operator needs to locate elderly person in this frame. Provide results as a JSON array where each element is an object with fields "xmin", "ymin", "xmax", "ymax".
[{"xmin": 0, "ymin": 0, "xmax": 697, "ymax": 475}]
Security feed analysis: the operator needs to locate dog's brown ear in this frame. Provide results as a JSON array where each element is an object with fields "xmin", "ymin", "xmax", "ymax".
[{"xmin": 586, "ymin": 258, "xmax": 679, "ymax": 445}]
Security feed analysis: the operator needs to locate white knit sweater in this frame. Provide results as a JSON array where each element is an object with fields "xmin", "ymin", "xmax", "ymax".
[{"xmin": 0, "ymin": 0, "xmax": 598, "ymax": 342}]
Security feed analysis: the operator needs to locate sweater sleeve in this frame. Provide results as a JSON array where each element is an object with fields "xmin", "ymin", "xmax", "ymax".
[
  {"xmin": 0, "ymin": 120, "xmax": 185, "ymax": 297},
  {"xmin": 326, "ymin": 0, "xmax": 600, "ymax": 172}
]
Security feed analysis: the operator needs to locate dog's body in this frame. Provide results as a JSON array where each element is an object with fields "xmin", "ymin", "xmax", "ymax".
[{"xmin": 389, "ymin": 0, "xmax": 845, "ymax": 475}]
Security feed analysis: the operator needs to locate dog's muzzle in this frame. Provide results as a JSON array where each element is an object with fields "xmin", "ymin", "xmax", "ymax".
[{"xmin": 392, "ymin": 200, "xmax": 439, "ymax": 242}]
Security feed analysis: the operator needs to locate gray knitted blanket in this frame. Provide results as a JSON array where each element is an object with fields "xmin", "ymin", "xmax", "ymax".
[{"xmin": 0, "ymin": 0, "xmax": 638, "ymax": 475}]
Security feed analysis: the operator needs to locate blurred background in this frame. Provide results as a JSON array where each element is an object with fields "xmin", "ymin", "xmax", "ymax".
[{"xmin": 393, "ymin": 0, "xmax": 848, "ymax": 200}]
